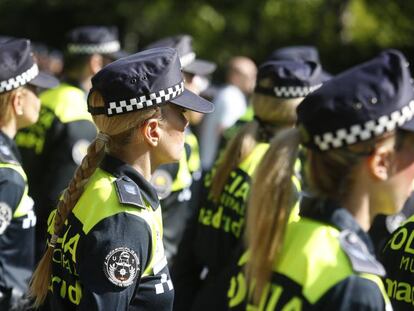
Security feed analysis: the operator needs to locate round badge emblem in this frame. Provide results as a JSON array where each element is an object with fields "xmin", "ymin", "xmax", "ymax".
[
  {"xmin": 72, "ymin": 139, "xmax": 90, "ymax": 166},
  {"xmin": 386, "ymin": 213, "xmax": 406, "ymax": 234},
  {"xmin": 104, "ymin": 247, "xmax": 140, "ymax": 287},
  {"xmin": 151, "ymin": 169, "xmax": 173, "ymax": 200},
  {"xmin": 0, "ymin": 202, "xmax": 12, "ymax": 234}
]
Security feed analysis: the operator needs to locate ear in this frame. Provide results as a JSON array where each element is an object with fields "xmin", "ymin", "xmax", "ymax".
[
  {"xmin": 11, "ymin": 90, "xmax": 23, "ymax": 116},
  {"xmin": 89, "ymin": 54, "xmax": 103, "ymax": 75},
  {"xmin": 368, "ymin": 145, "xmax": 393, "ymax": 181},
  {"xmin": 140, "ymin": 119, "xmax": 161, "ymax": 147}
]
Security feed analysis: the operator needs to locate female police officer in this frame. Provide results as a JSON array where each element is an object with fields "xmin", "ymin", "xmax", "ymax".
[
  {"xmin": 172, "ymin": 59, "xmax": 322, "ymax": 310},
  {"xmin": 0, "ymin": 39, "xmax": 58, "ymax": 309},
  {"xmin": 228, "ymin": 50, "xmax": 414, "ymax": 310},
  {"xmin": 29, "ymin": 47, "xmax": 213, "ymax": 310}
]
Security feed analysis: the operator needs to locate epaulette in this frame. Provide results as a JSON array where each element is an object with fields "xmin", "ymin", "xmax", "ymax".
[
  {"xmin": 0, "ymin": 143, "xmax": 18, "ymax": 165},
  {"xmin": 339, "ymin": 229, "xmax": 386, "ymax": 277},
  {"xmin": 114, "ymin": 176, "xmax": 145, "ymax": 209}
]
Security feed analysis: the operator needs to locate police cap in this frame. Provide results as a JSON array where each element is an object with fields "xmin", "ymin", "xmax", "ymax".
[
  {"xmin": 0, "ymin": 39, "xmax": 58, "ymax": 94},
  {"xmin": 66, "ymin": 25, "xmax": 124, "ymax": 57},
  {"xmin": 254, "ymin": 60, "xmax": 323, "ymax": 99},
  {"xmin": 297, "ymin": 49, "xmax": 414, "ymax": 151},
  {"xmin": 144, "ymin": 35, "xmax": 216, "ymax": 76},
  {"xmin": 269, "ymin": 46, "xmax": 332, "ymax": 81},
  {"xmin": 88, "ymin": 47, "xmax": 214, "ymax": 117}
]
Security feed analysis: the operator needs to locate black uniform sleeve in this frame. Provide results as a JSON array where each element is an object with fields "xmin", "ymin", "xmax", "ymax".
[
  {"xmin": 315, "ymin": 275, "xmax": 386, "ymax": 311},
  {"xmin": 77, "ymin": 212, "xmax": 152, "ymax": 311},
  {"xmin": 0, "ymin": 168, "xmax": 25, "ymax": 233}
]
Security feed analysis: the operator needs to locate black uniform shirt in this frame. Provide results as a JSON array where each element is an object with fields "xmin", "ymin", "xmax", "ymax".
[{"xmin": 47, "ymin": 155, "xmax": 174, "ymax": 311}]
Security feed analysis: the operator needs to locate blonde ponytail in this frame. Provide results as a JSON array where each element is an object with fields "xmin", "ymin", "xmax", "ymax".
[
  {"xmin": 210, "ymin": 121, "xmax": 259, "ymax": 202},
  {"xmin": 246, "ymin": 128, "xmax": 301, "ymax": 303},
  {"xmin": 29, "ymin": 134, "xmax": 108, "ymax": 306}
]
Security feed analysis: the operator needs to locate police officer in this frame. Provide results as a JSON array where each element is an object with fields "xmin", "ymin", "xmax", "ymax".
[
  {"xmin": 143, "ymin": 35, "xmax": 216, "ymax": 264},
  {"xmin": 227, "ymin": 50, "xmax": 414, "ymax": 310},
  {"xmin": 172, "ymin": 59, "xmax": 323, "ymax": 311},
  {"xmin": 218, "ymin": 45, "xmax": 330, "ymax": 154},
  {"xmin": 15, "ymin": 26, "xmax": 125, "ymax": 260},
  {"xmin": 29, "ymin": 47, "xmax": 213, "ymax": 310},
  {"xmin": 0, "ymin": 39, "xmax": 58, "ymax": 310}
]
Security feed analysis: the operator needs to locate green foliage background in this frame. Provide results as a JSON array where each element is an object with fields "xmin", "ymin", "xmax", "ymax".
[{"xmin": 1, "ymin": 0, "xmax": 413, "ymax": 80}]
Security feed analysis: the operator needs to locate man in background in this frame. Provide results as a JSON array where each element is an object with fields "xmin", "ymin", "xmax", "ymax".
[{"xmin": 199, "ymin": 56, "xmax": 257, "ymax": 169}]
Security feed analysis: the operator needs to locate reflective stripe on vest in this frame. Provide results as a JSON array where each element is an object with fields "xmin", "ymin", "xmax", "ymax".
[
  {"xmin": 16, "ymin": 83, "xmax": 94, "ymax": 155},
  {"xmin": 0, "ymin": 163, "xmax": 34, "ymax": 218},
  {"xmin": 40, "ymin": 83, "xmax": 93, "ymax": 123},
  {"xmin": 171, "ymin": 150, "xmax": 192, "ymax": 192},
  {"xmin": 185, "ymin": 131, "xmax": 200, "ymax": 174},
  {"xmin": 238, "ymin": 143, "xmax": 269, "ymax": 175},
  {"xmin": 228, "ymin": 219, "xmax": 390, "ymax": 309}
]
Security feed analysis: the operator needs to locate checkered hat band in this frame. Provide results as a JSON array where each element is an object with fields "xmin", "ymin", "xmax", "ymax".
[
  {"xmin": 0, "ymin": 64, "xmax": 39, "ymax": 93},
  {"xmin": 180, "ymin": 52, "xmax": 196, "ymax": 68},
  {"xmin": 67, "ymin": 41, "xmax": 120, "ymax": 54},
  {"xmin": 314, "ymin": 100, "xmax": 414, "ymax": 151},
  {"xmin": 107, "ymin": 81, "xmax": 185, "ymax": 116},
  {"xmin": 273, "ymin": 83, "xmax": 322, "ymax": 98}
]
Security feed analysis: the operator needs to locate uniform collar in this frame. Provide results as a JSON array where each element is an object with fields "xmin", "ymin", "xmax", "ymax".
[
  {"xmin": 299, "ymin": 195, "xmax": 375, "ymax": 254},
  {"xmin": 0, "ymin": 130, "xmax": 21, "ymax": 163},
  {"xmin": 100, "ymin": 154, "xmax": 160, "ymax": 211}
]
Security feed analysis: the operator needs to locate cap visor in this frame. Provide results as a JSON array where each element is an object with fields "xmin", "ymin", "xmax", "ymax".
[
  {"xmin": 400, "ymin": 117, "xmax": 414, "ymax": 132},
  {"xmin": 170, "ymin": 89, "xmax": 214, "ymax": 113},
  {"xmin": 29, "ymin": 72, "xmax": 59, "ymax": 89},
  {"xmin": 184, "ymin": 59, "xmax": 216, "ymax": 76}
]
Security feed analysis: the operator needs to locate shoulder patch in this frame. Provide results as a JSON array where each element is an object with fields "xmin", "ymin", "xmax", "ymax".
[
  {"xmin": 114, "ymin": 177, "xmax": 145, "ymax": 208},
  {"xmin": 339, "ymin": 230, "xmax": 385, "ymax": 277},
  {"xmin": 151, "ymin": 169, "xmax": 173, "ymax": 200},
  {"xmin": 103, "ymin": 247, "xmax": 140, "ymax": 287},
  {"xmin": 0, "ymin": 202, "xmax": 12, "ymax": 234}
]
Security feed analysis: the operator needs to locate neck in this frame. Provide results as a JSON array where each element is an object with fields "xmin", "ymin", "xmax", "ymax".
[
  {"xmin": 343, "ymin": 186, "xmax": 371, "ymax": 232},
  {"xmin": 1, "ymin": 120, "xmax": 17, "ymax": 139},
  {"xmin": 114, "ymin": 144, "xmax": 153, "ymax": 181}
]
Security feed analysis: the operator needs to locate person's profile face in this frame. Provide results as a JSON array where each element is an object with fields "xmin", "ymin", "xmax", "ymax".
[
  {"xmin": 154, "ymin": 104, "xmax": 189, "ymax": 164},
  {"xmin": 16, "ymin": 84, "xmax": 41, "ymax": 129}
]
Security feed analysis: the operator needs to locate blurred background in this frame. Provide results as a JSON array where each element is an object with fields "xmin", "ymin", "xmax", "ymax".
[{"xmin": 1, "ymin": 0, "xmax": 413, "ymax": 81}]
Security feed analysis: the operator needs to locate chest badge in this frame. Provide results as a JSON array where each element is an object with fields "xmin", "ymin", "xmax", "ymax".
[
  {"xmin": 104, "ymin": 247, "xmax": 140, "ymax": 287},
  {"xmin": 151, "ymin": 169, "xmax": 173, "ymax": 200},
  {"xmin": 0, "ymin": 202, "xmax": 12, "ymax": 234}
]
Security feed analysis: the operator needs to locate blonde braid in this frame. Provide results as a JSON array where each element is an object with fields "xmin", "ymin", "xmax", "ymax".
[{"xmin": 29, "ymin": 132, "xmax": 109, "ymax": 307}]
